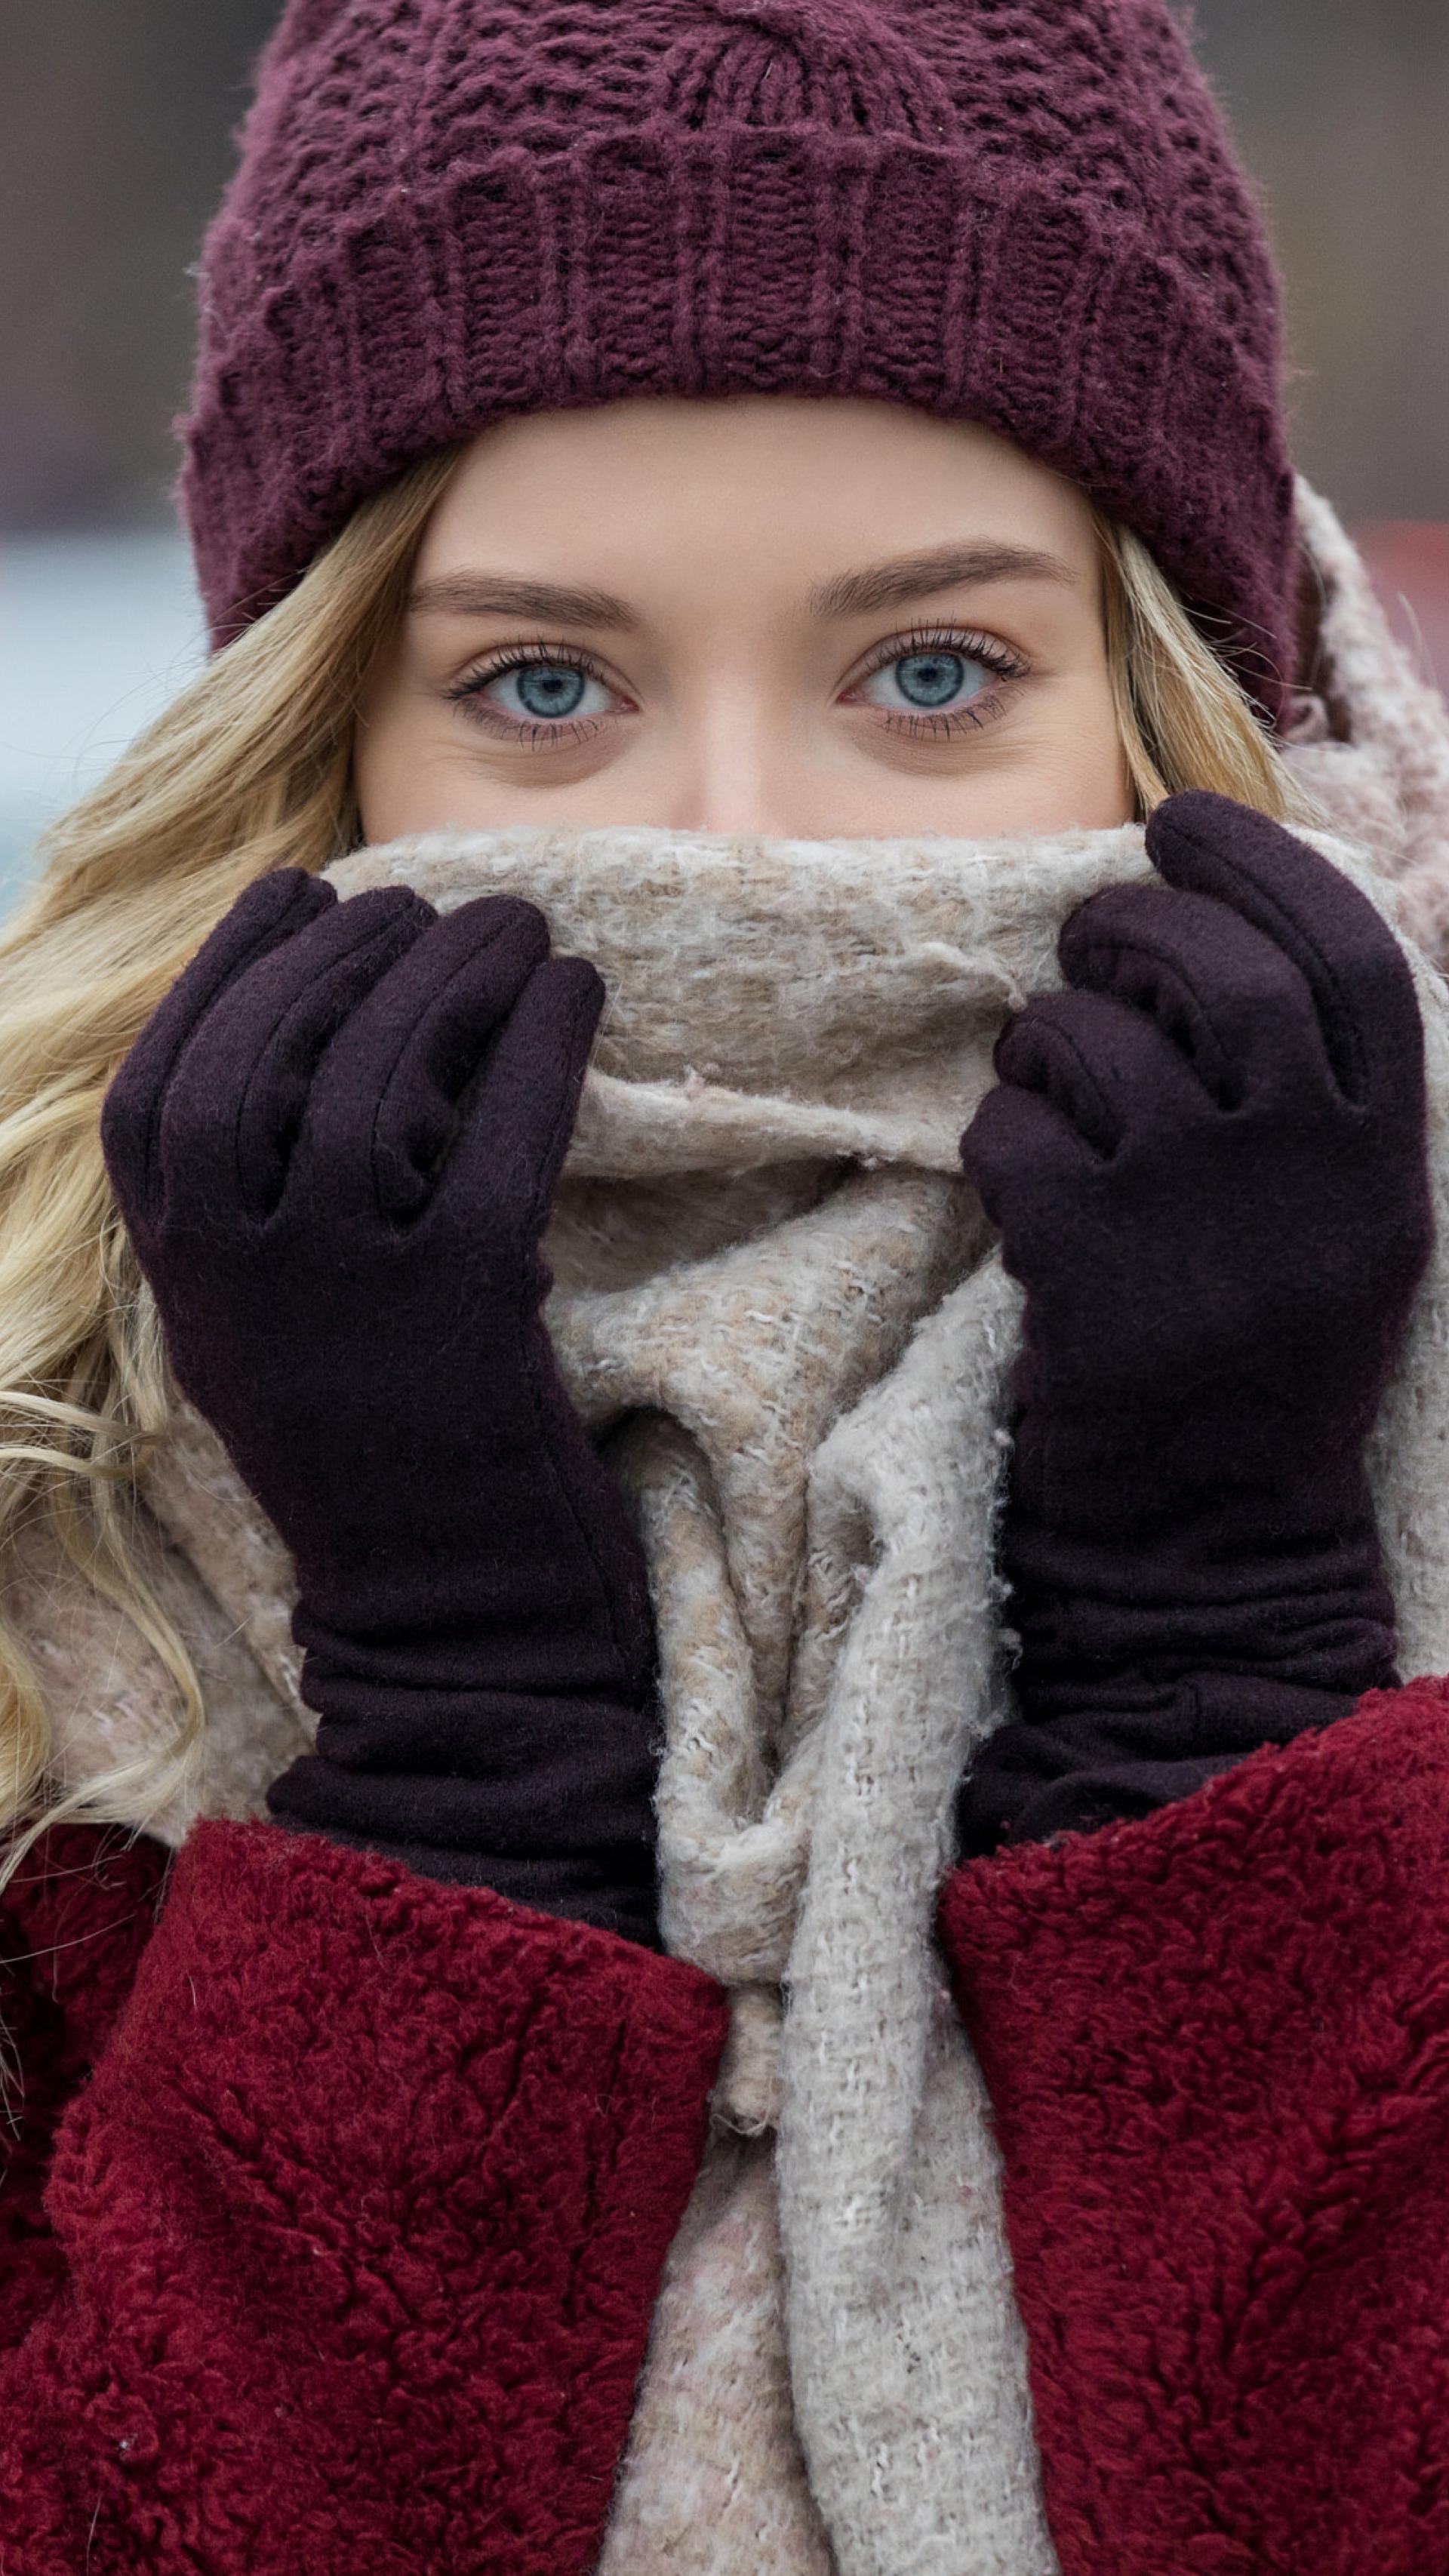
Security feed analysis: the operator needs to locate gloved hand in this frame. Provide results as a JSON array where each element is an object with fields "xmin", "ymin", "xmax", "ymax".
[
  {"xmin": 102, "ymin": 867, "xmax": 663, "ymax": 1945},
  {"xmin": 955, "ymin": 791, "xmax": 1434, "ymax": 1854}
]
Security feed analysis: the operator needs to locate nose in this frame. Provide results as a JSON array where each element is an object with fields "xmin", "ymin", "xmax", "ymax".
[{"xmin": 656, "ymin": 691, "xmax": 808, "ymax": 839}]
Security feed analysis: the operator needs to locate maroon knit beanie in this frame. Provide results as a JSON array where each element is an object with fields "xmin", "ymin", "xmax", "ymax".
[{"xmin": 182, "ymin": 0, "xmax": 1299, "ymax": 721}]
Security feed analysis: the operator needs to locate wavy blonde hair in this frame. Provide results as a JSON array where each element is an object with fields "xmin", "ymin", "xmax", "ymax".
[{"xmin": 0, "ymin": 453, "xmax": 1319, "ymax": 1890}]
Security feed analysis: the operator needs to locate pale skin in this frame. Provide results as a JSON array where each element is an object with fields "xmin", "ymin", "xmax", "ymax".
[{"xmin": 355, "ymin": 395, "xmax": 1137, "ymax": 843}]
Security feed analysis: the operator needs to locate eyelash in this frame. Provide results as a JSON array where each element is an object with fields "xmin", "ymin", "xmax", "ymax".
[
  {"xmin": 446, "ymin": 639, "xmax": 617, "ymax": 748},
  {"xmin": 849, "ymin": 623, "xmax": 1029, "ymax": 737},
  {"xmin": 445, "ymin": 624, "xmax": 1031, "ymax": 748}
]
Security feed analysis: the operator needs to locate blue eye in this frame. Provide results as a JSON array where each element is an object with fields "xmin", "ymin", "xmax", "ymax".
[
  {"xmin": 861, "ymin": 648, "xmax": 994, "ymax": 716},
  {"xmin": 477, "ymin": 658, "xmax": 612, "ymax": 725}
]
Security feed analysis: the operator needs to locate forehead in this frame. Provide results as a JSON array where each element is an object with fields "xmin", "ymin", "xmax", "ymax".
[{"xmin": 412, "ymin": 396, "xmax": 1103, "ymax": 597}]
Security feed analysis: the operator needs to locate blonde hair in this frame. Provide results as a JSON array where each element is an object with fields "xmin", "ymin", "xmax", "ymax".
[
  {"xmin": 0, "ymin": 456, "xmax": 1318, "ymax": 1891},
  {"xmin": 1097, "ymin": 513, "xmax": 1321, "ymax": 831}
]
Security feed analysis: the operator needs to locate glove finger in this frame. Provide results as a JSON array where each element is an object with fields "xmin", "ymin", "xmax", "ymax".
[
  {"xmin": 1059, "ymin": 877, "xmax": 1337, "ymax": 1112},
  {"xmin": 434, "ymin": 953, "xmax": 605, "ymax": 1239},
  {"xmin": 992, "ymin": 986, "xmax": 1210, "ymax": 1156},
  {"xmin": 367, "ymin": 898, "xmax": 555, "ymax": 1223},
  {"xmin": 1146, "ymin": 790, "xmax": 1425, "ymax": 1114},
  {"xmin": 960, "ymin": 1069, "xmax": 1104, "ymax": 1260},
  {"xmin": 101, "ymin": 869, "xmax": 333, "ymax": 1237},
  {"xmin": 293, "ymin": 895, "xmax": 552, "ymax": 1224},
  {"xmin": 158, "ymin": 885, "xmax": 435, "ymax": 1227},
  {"xmin": 235, "ymin": 888, "xmax": 438, "ymax": 1216}
]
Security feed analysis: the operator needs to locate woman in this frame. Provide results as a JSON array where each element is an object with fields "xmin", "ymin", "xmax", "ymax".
[{"xmin": 3, "ymin": 2, "xmax": 1449, "ymax": 2570}]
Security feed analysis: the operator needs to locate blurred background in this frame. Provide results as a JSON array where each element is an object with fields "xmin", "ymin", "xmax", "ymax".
[{"xmin": 2, "ymin": 0, "xmax": 1447, "ymax": 898}]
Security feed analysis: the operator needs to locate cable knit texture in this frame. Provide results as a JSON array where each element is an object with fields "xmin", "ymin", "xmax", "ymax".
[{"xmin": 181, "ymin": 0, "xmax": 1296, "ymax": 716}]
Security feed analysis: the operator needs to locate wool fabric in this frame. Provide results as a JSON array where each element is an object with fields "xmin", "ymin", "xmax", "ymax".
[
  {"xmin": 12, "ymin": 486, "xmax": 1449, "ymax": 2576},
  {"xmin": 181, "ymin": 0, "xmax": 1297, "ymax": 717}
]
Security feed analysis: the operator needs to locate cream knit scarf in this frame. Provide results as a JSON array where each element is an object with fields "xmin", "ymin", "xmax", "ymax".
[{"xmin": 11, "ymin": 485, "xmax": 1449, "ymax": 2576}]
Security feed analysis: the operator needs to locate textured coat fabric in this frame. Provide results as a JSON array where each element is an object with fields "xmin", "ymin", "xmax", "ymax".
[
  {"xmin": 181, "ymin": 0, "xmax": 1296, "ymax": 716},
  {"xmin": 0, "ymin": 1827, "xmax": 171, "ymax": 2356},
  {"xmin": 941, "ymin": 1677, "xmax": 1449, "ymax": 2575},
  {"xmin": 6, "ymin": 489, "xmax": 1449, "ymax": 2571},
  {"xmin": 10, "ymin": 1705, "xmax": 1449, "ymax": 2574},
  {"xmin": 0, "ymin": 1820, "xmax": 729, "ymax": 2571}
]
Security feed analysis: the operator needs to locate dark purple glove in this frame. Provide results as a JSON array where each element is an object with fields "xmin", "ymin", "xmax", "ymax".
[
  {"xmin": 102, "ymin": 869, "xmax": 663, "ymax": 1947},
  {"xmin": 955, "ymin": 791, "xmax": 1434, "ymax": 1854}
]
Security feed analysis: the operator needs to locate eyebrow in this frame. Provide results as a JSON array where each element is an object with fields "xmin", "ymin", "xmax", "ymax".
[
  {"xmin": 406, "ymin": 540, "xmax": 1079, "ymax": 631},
  {"xmin": 407, "ymin": 573, "xmax": 642, "ymax": 628},
  {"xmin": 808, "ymin": 542, "xmax": 1081, "ymax": 618}
]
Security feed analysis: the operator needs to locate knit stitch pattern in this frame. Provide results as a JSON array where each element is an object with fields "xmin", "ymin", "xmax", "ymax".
[{"xmin": 182, "ymin": 0, "xmax": 1296, "ymax": 714}]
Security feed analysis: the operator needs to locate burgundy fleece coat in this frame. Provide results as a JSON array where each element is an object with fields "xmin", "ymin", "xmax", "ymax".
[{"xmin": 2, "ymin": 1679, "xmax": 1449, "ymax": 2574}]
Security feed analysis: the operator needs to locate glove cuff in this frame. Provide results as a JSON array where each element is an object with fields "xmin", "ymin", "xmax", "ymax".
[{"xmin": 955, "ymin": 1669, "xmax": 1386, "ymax": 1857}]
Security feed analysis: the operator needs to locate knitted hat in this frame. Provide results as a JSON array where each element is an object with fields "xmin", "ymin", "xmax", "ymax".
[{"xmin": 182, "ymin": 0, "xmax": 1298, "ymax": 720}]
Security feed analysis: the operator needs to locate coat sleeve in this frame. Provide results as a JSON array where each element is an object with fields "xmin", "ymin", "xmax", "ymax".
[
  {"xmin": 0, "ymin": 1826, "xmax": 171, "ymax": 2354},
  {"xmin": 934, "ymin": 1675, "xmax": 1449, "ymax": 2576},
  {"xmin": 0, "ymin": 1814, "xmax": 728, "ymax": 2574}
]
